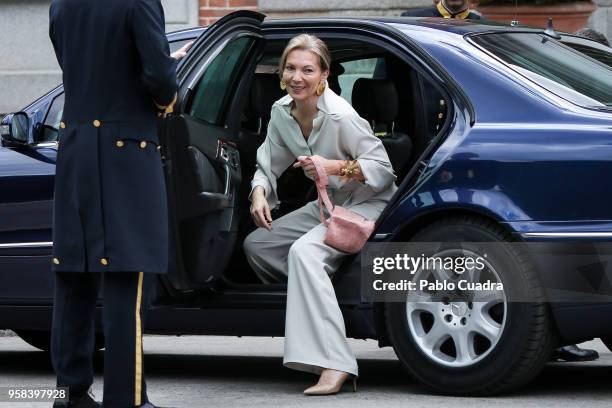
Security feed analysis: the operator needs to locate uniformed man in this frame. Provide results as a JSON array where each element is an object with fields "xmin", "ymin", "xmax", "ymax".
[
  {"xmin": 48, "ymin": 0, "xmax": 186, "ymax": 407},
  {"xmin": 402, "ymin": 0, "xmax": 481, "ymax": 20}
]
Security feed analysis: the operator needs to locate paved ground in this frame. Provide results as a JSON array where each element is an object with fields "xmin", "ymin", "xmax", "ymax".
[{"xmin": 0, "ymin": 335, "xmax": 610, "ymax": 407}]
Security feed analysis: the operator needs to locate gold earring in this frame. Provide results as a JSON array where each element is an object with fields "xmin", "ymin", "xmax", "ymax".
[
  {"xmin": 316, "ymin": 82, "xmax": 326, "ymax": 96},
  {"xmin": 280, "ymin": 80, "xmax": 286, "ymax": 91}
]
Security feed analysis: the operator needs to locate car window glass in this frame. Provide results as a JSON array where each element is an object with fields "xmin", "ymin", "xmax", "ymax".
[
  {"xmin": 338, "ymin": 58, "xmax": 383, "ymax": 104},
  {"xmin": 472, "ymin": 33, "xmax": 612, "ymax": 108},
  {"xmin": 41, "ymin": 93, "xmax": 65, "ymax": 142},
  {"xmin": 169, "ymin": 39, "xmax": 191, "ymax": 54},
  {"xmin": 561, "ymin": 41, "xmax": 612, "ymax": 68},
  {"xmin": 189, "ymin": 36, "xmax": 256, "ymax": 125}
]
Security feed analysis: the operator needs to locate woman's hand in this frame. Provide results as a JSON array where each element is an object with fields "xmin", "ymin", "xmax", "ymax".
[
  {"xmin": 171, "ymin": 41, "xmax": 194, "ymax": 60},
  {"xmin": 293, "ymin": 155, "xmax": 341, "ymax": 179},
  {"xmin": 250, "ymin": 186, "xmax": 273, "ymax": 231}
]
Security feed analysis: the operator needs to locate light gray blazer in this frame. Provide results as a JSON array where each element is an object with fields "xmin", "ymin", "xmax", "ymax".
[{"xmin": 250, "ymin": 84, "xmax": 398, "ymax": 214}]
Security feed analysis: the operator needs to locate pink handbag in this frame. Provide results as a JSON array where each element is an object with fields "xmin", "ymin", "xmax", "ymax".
[{"xmin": 307, "ymin": 156, "xmax": 375, "ymax": 254}]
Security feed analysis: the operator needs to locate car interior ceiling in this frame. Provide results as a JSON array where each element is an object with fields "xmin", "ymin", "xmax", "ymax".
[{"xmin": 222, "ymin": 37, "xmax": 450, "ymax": 285}]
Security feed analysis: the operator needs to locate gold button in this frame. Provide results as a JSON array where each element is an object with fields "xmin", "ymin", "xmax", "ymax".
[
  {"xmin": 438, "ymin": 113, "xmax": 444, "ymax": 119},
  {"xmin": 53, "ymin": 257, "xmax": 60, "ymax": 265},
  {"xmin": 60, "ymin": 121, "xmax": 66, "ymax": 129},
  {"xmin": 140, "ymin": 141, "xmax": 147, "ymax": 149},
  {"xmin": 116, "ymin": 140, "xmax": 124, "ymax": 148},
  {"xmin": 100, "ymin": 258, "xmax": 108, "ymax": 266},
  {"xmin": 93, "ymin": 120, "xmax": 101, "ymax": 127}
]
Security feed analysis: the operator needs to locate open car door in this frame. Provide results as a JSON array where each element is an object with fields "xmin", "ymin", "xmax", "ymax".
[{"xmin": 159, "ymin": 11, "xmax": 265, "ymax": 292}]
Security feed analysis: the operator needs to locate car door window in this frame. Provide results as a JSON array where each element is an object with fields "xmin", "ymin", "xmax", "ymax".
[
  {"xmin": 41, "ymin": 93, "xmax": 65, "ymax": 143},
  {"xmin": 170, "ymin": 39, "xmax": 192, "ymax": 54},
  {"xmin": 189, "ymin": 36, "xmax": 256, "ymax": 125},
  {"xmin": 338, "ymin": 58, "xmax": 384, "ymax": 104}
]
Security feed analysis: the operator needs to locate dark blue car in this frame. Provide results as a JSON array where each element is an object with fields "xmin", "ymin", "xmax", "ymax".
[{"xmin": 2, "ymin": 11, "xmax": 612, "ymax": 395}]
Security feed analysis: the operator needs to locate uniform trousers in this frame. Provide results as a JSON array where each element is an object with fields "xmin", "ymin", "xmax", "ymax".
[
  {"xmin": 51, "ymin": 271, "xmax": 153, "ymax": 408},
  {"xmin": 243, "ymin": 199, "xmax": 385, "ymax": 377}
]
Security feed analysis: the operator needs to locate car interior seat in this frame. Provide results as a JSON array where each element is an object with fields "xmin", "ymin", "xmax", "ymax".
[
  {"xmin": 240, "ymin": 73, "xmax": 284, "ymax": 176},
  {"xmin": 351, "ymin": 78, "xmax": 413, "ymax": 179},
  {"xmin": 238, "ymin": 73, "xmax": 313, "ymax": 222}
]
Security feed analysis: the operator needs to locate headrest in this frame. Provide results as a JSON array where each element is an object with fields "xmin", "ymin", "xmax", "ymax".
[
  {"xmin": 327, "ymin": 62, "xmax": 345, "ymax": 95},
  {"xmin": 331, "ymin": 61, "xmax": 345, "ymax": 77},
  {"xmin": 351, "ymin": 78, "xmax": 398, "ymax": 125},
  {"xmin": 248, "ymin": 73, "xmax": 285, "ymax": 119}
]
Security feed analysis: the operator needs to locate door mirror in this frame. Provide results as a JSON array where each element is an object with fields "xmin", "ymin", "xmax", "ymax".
[{"xmin": 0, "ymin": 112, "xmax": 30, "ymax": 146}]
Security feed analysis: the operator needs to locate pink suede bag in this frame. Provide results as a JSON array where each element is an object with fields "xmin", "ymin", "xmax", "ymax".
[{"xmin": 306, "ymin": 156, "xmax": 375, "ymax": 254}]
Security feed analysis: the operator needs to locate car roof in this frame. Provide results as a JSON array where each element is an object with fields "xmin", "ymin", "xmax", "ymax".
[
  {"xmin": 263, "ymin": 16, "xmax": 544, "ymax": 37},
  {"xmin": 365, "ymin": 16, "xmax": 543, "ymax": 35},
  {"xmin": 166, "ymin": 16, "xmax": 544, "ymax": 41}
]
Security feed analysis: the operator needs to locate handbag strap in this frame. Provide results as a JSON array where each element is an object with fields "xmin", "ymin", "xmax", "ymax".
[{"xmin": 306, "ymin": 156, "xmax": 334, "ymax": 226}]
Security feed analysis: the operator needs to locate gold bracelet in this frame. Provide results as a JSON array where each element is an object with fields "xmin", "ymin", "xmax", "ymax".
[{"xmin": 340, "ymin": 160, "xmax": 358, "ymax": 178}]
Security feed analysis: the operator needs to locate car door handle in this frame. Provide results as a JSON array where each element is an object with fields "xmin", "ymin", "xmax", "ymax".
[
  {"xmin": 197, "ymin": 161, "xmax": 232, "ymax": 212},
  {"xmin": 221, "ymin": 161, "xmax": 231, "ymax": 197},
  {"xmin": 197, "ymin": 191, "xmax": 230, "ymax": 211}
]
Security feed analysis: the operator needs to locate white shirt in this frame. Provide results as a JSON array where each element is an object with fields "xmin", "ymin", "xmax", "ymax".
[{"xmin": 250, "ymin": 84, "xmax": 398, "ymax": 211}]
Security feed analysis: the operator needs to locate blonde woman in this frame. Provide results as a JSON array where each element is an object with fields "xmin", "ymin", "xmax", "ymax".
[{"xmin": 243, "ymin": 34, "xmax": 397, "ymax": 395}]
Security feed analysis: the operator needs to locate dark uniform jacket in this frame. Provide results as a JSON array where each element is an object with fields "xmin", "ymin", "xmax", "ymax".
[
  {"xmin": 49, "ymin": 0, "xmax": 178, "ymax": 273},
  {"xmin": 402, "ymin": 3, "xmax": 481, "ymax": 20}
]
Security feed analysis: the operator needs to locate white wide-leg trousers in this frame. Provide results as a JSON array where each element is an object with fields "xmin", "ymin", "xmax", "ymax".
[{"xmin": 243, "ymin": 199, "xmax": 385, "ymax": 377}]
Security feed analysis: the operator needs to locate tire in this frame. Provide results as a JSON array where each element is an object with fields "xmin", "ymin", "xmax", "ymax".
[
  {"xmin": 385, "ymin": 216, "xmax": 557, "ymax": 395},
  {"xmin": 601, "ymin": 337, "xmax": 612, "ymax": 352},
  {"xmin": 15, "ymin": 330, "xmax": 105, "ymax": 353}
]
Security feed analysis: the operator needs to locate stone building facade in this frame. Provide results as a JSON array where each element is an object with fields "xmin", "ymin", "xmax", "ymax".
[{"xmin": 0, "ymin": 0, "xmax": 199, "ymax": 113}]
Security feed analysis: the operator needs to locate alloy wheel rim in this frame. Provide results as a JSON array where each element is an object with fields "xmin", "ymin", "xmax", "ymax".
[{"xmin": 405, "ymin": 248, "xmax": 507, "ymax": 368}]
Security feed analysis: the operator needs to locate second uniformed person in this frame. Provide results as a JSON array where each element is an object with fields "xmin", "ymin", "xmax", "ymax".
[
  {"xmin": 49, "ymin": 0, "xmax": 182, "ymax": 407},
  {"xmin": 402, "ymin": 0, "xmax": 481, "ymax": 20}
]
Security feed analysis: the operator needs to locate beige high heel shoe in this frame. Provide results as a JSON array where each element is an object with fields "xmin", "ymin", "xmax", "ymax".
[{"xmin": 303, "ymin": 369, "xmax": 357, "ymax": 396}]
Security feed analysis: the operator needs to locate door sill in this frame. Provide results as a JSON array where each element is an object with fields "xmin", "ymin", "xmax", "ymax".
[{"xmin": 220, "ymin": 277, "xmax": 287, "ymax": 292}]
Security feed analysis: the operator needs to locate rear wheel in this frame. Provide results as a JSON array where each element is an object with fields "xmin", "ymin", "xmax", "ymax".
[
  {"xmin": 385, "ymin": 216, "xmax": 556, "ymax": 395},
  {"xmin": 15, "ymin": 330, "xmax": 105, "ymax": 353}
]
